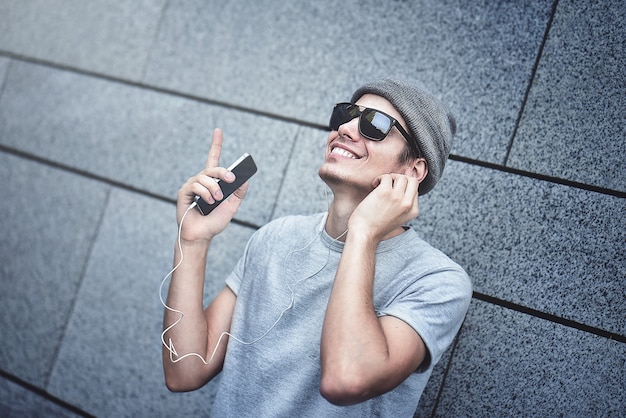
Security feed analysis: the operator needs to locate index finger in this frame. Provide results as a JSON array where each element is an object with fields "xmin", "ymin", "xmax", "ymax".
[
  {"xmin": 390, "ymin": 173, "xmax": 419, "ymax": 195},
  {"xmin": 205, "ymin": 128, "xmax": 224, "ymax": 169},
  {"xmin": 372, "ymin": 173, "xmax": 393, "ymax": 189}
]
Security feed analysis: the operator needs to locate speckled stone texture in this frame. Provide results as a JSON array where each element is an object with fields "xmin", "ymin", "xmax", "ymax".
[
  {"xmin": 414, "ymin": 160, "xmax": 625, "ymax": 336},
  {"xmin": 0, "ymin": 153, "xmax": 109, "ymax": 385},
  {"xmin": 0, "ymin": 0, "xmax": 166, "ymax": 80},
  {"xmin": 435, "ymin": 299, "xmax": 625, "ymax": 417},
  {"xmin": 0, "ymin": 379, "xmax": 81, "ymax": 417},
  {"xmin": 507, "ymin": 0, "xmax": 626, "ymax": 193}
]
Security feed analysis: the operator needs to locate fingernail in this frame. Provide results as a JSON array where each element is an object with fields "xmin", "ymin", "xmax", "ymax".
[{"xmin": 225, "ymin": 172, "xmax": 236, "ymax": 181}]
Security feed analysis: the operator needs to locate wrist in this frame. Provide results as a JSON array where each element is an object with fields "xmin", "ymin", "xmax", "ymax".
[
  {"xmin": 345, "ymin": 228, "xmax": 380, "ymax": 252},
  {"xmin": 177, "ymin": 237, "xmax": 211, "ymax": 255}
]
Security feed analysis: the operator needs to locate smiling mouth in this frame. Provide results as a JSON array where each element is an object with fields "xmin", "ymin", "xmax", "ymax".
[{"xmin": 331, "ymin": 147, "xmax": 359, "ymax": 159}]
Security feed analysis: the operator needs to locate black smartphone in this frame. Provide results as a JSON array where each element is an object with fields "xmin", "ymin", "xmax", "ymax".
[{"xmin": 194, "ymin": 153, "xmax": 257, "ymax": 216}]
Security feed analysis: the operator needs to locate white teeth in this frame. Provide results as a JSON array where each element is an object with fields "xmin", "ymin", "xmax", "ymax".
[{"xmin": 331, "ymin": 147, "xmax": 357, "ymax": 159}]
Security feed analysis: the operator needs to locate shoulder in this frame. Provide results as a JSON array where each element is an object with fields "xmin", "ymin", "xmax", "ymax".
[
  {"xmin": 388, "ymin": 228, "xmax": 472, "ymax": 295},
  {"xmin": 386, "ymin": 229, "xmax": 464, "ymax": 270}
]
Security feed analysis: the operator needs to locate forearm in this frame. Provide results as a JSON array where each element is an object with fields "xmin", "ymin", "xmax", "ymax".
[
  {"xmin": 162, "ymin": 239, "xmax": 217, "ymax": 390},
  {"xmin": 320, "ymin": 230, "xmax": 392, "ymax": 402}
]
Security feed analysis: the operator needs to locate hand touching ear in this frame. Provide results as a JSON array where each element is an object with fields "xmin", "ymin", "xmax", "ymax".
[{"xmin": 349, "ymin": 174, "xmax": 419, "ymax": 242}]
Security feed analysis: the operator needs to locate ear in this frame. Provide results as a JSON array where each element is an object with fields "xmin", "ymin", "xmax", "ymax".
[{"xmin": 403, "ymin": 158, "xmax": 428, "ymax": 183}]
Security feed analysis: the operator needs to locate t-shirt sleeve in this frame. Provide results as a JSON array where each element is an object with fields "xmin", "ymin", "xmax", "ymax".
[
  {"xmin": 224, "ymin": 227, "xmax": 261, "ymax": 296},
  {"xmin": 225, "ymin": 261, "xmax": 243, "ymax": 296},
  {"xmin": 377, "ymin": 266, "xmax": 472, "ymax": 372}
]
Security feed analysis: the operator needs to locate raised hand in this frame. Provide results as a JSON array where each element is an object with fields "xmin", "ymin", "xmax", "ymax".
[{"xmin": 176, "ymin": 128, "xmax": 249, "ymax": 242}]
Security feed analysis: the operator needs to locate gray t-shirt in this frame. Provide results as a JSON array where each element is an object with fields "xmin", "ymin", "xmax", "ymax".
[{"xmin": 212, "ymin": 213, "xmax": 472, "ymax": 417}]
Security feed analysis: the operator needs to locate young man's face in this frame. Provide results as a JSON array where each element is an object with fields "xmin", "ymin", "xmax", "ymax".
[{"xmin": 318, "ymin": 94, "xmax": 414, "ymax": 197}]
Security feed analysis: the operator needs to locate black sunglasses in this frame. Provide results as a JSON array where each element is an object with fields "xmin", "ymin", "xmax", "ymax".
[{"xmin": 329, "ymin": 102, "xmax": 421, "ymax": 157}]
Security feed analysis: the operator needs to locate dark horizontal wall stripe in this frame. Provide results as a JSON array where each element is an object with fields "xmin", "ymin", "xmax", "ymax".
[
  {"xmin": 0, "ymin": 145, "xmax": 262, "ymax": 231},
  {"xmin": 0, "ymin": 50, "xmax": 327, "ymax": 131},
  {"xmin": 450, "ymin": 154, "xmax": 626, "ymax": 199},
  {"xmin": 473, "ymin": 291, "xmax": 626, "ymax": 343},
  {"xmin": 0, "ymin": 369, "xmax": 94, "ymax": 418}
]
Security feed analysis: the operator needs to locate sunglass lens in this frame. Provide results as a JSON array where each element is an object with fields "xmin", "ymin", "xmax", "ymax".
[
  {"xmin": 330, "ymin": 103, "xmax": 359, "ymax": 131},
  {"xmin": 360, "ymin": 109, "xmax": 391, "ymax": 141}
]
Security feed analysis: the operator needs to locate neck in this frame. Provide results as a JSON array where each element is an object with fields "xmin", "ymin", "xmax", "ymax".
[
  {"xmin": 325, "ymin": 198, "xmax": 356, "ymax": 241},
  {"xmin": 324, "ymin": 193, "xmax": 407, "ymax": 243}
]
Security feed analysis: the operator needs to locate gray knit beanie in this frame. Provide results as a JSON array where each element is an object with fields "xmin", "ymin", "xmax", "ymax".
[{"xmin": 351, "ymin": 79, "xmax": 456, "ymax": 195}]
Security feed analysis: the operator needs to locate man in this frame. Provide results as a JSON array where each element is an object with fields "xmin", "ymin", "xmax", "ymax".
[{"xmin": 162, "ymin": 79, "xmax": 472, "ymax": 416}]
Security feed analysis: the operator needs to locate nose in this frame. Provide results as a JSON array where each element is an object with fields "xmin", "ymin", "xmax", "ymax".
[{"xmin": 337, "ymin": 116, "xmax": 361, "ymax": 142}]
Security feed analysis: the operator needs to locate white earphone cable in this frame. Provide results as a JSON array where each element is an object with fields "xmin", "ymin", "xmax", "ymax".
[{"xmin": 159, "ymin": 198, "xmax": 346, "ymax": 365}]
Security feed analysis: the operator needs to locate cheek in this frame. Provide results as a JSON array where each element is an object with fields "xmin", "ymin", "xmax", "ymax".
[
  {"xmin": 325, "ymin": 131, "xmax": 338, "ymax": 150},
  {"xmin": 367, "ymin": 140, "xmax": 405, "ymax": 163}
]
